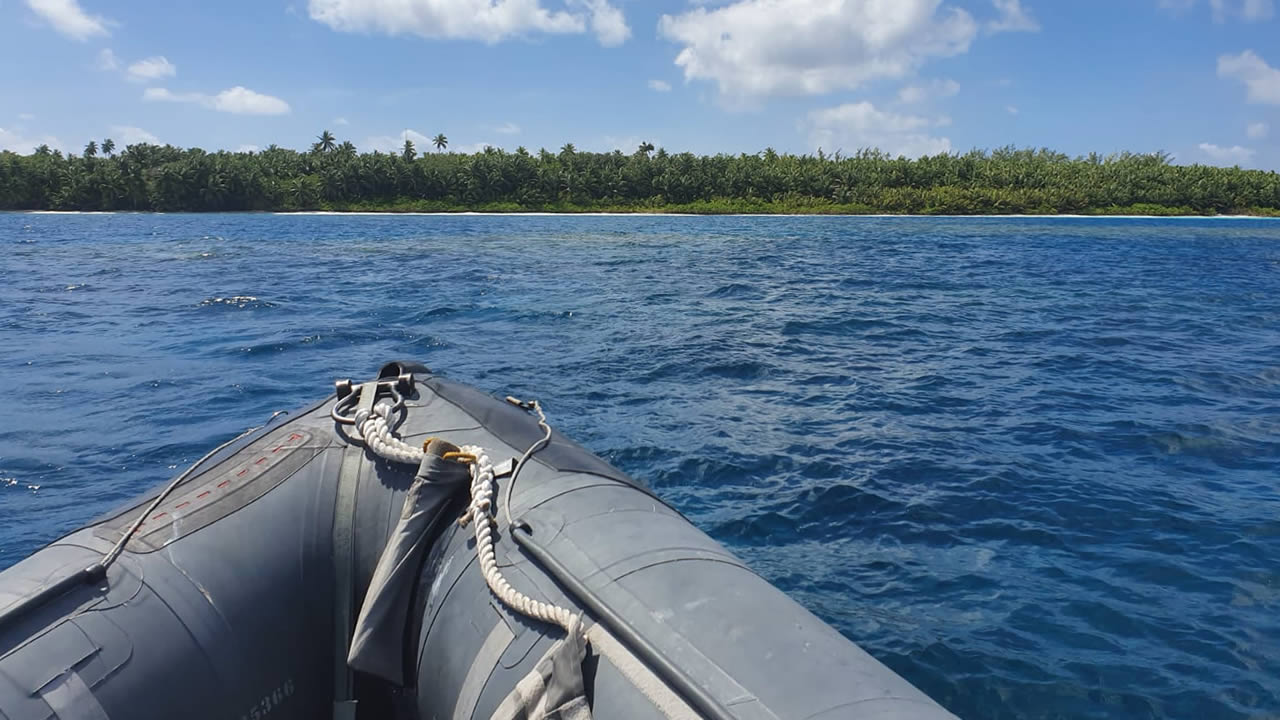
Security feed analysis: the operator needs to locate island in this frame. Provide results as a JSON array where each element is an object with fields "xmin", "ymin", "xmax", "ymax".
[{"xmin": 2, "ymin": 133, "xmax": 1278, "ymax": 216}]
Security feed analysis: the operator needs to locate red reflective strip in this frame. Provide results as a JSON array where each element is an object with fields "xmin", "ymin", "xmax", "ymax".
[
  {"xmin": 197, "ymin": 491, "xmax": 211, "ymax": 499},
  {"xmin": 237, "ymin": 468, "xmax": 249, "ymax": 477},
  {"xmin": 175, "ymin": 502, "xmax": 190, "ymax": 509},
  {"xmin": 289, "ymin": 433, "xmax": 303, "ymax": 441},
  {"xmin": 217, "ymin": 480, "xmax": 231, "ymax": 488},
  {"xmin": 273, "ymin": 446, "xmax": 283, "ymax": 453},
  {"xmin": 255, "ymin": 457, "xmax": 267, "ymax": 465},
  {"xmin": 152, "ymin": 512, "xmax": 167, "ymax": 520}
]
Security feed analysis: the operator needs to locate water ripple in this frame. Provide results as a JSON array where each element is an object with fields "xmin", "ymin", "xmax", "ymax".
[{"xmin": 1, "ymin": 213, "xmax": 1278, "ymax": 720}]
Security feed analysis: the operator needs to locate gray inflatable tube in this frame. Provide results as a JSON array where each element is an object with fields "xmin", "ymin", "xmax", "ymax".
[{"xmin": 0, "ymin": 363, "xmax": 957, "ymax": 720}]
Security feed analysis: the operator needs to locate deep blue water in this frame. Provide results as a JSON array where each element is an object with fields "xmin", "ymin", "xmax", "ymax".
[{"xmin": 1, "ymin": 213, "xmax": 1278, "ymax": 719}]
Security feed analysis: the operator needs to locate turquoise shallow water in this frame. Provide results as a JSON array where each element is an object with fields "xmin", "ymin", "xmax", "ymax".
[{"xmin": 1, "ymin": 213, "xmax": 1278, "ymax": 719}]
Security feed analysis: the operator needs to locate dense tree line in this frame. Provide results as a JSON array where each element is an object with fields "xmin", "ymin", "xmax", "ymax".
[{"xmin": 1, "ymin": 133, "xmax": 1278, "ymax": 214}]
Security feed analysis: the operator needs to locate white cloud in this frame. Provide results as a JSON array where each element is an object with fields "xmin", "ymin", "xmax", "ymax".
[
  {"xmin": 1211, "ymin": 0, "xmax": 1274, "ymax": 21},
  {"xmin": 144, "ymin": 86, "xmax": 292, "ymax": 115},
  {"xmin": 987, "ymin": 0, "xmax": 1039, "ymax": 32},
  {"xmin": 1164, "ymin": 0, "xmax": 1275, "ymax": 20},
  {"xmin": 1247, "ymin": 122, "xmax": 1269, "ymax": 139},
  {"xmin": 361, "ymin": 129, "xmax": 433, "ymax": 153},
  {"xmin": 897, "ymin": 78, "xmax": 959, "ymax": 103},
  {"xmin": 110, "ymin": 125, "xmax": 161, "ymax": 145},
  {"xmin": 453, "ymin": 141, "xmax": 499, "ymax": 154},
  {"xmin": 25, "ymin": 0, "xmax": 111, "ymax": 40},
  {"xmin": 572, "ymin": 0, "xmax": 630, "ymax": 46},
  {"xmin": 495, "ymin": 122, "xmax": 521, "ymax": 135},
  {"xmin": 1006, "ymin": 105, "xmax": 1019, "ymax": 114},
  {"xmin": 214, "ymin": 87, "xmax": 291, "ymax": 115},
  {"xmin": 143, "ymin": 88, "xmax": 194, "ymax": 102},
  {"xmin": 18, "ymin": 113, "xmax": 36, "ymax": 121},
  {"xmin": 236, "ymin": 144, "xmax": 261, "ymax": 153},
  {"xmin": 1198, "ymin": 142, "xmax": 1254, "ymax": 165},
  {"xmin": 126, "ymin": 56, "xmax": 176, "ymax": 82},
  {"xmin": 1218, "ymin": 50, "xmax": 1280, "ymax": 105},
  {"xmin": 648, "ymin": 79, "xmax": 672, "ymax": 92},
  {"xmin": 596, "ymin": 135, "xmax": 659, "ymax": 153},
  {"xmin": 0, "ymin": 127, "xmax": 62, "ymax": 154},
  {"xmin": 658, "ymin": 0, "xmax": 977, "ymax": 102},
  {"xmin": 95, "ymin": 48, "xmax": 119, "ymax": 71},
  {"xmin": 805, "ymin": 101, "xmax": 951, "ymax": 158},
  {"xmin": 333, "ymin": 117, "xmax": 349, "ymax": 125},
  {"xmin": 1239, "ymin": 0, "xmax": 1276, "ymax": 20},
  {"xmin": 308, "ymin": 0, "xmax": 628, "ymax": 46}
]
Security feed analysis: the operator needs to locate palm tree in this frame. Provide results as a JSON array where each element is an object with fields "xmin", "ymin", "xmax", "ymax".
[
  {"xmin": 433, "ymin": 134, "xmax": 448, "ymax": 152},
  {"xmin": 315, "ymin": 130, "xmax": 337, "ymax": 153},
  {"xmin": 102, "ymin": 138, "xmax": 115, "ymax": 156},
  {"xmin": 402, "ymin": 139, "xmax": 417, "ymax": 162},
  {"xmin": 560, "ymin": 143, "xmax": 576, "ymax": 156},
  {"xmin": 638, "ymin": 141, "xmax": 655, "ymax": 156},
  {"xmin": 84, "ymin": 140, "xmax": 98, "ymax": 158},
  {"xmin": 338, "ymin": 141, "xmax": 356, "ymax": 158}
]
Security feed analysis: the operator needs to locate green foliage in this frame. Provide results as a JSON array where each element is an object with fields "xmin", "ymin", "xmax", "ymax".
[{"xmin": 0, "ymin": 139, "xmax": 1276, "ymax": 214}]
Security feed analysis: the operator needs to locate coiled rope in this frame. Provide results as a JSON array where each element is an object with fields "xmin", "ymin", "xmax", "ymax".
[{"xmin": 354, "ymin": 401, "xmax": 578, "ymax": 635}]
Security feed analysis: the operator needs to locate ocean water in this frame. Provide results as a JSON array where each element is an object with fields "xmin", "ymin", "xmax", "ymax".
[{"xmin": 1, "ymin": 213, "xmax": 1277, "ymax": 719}]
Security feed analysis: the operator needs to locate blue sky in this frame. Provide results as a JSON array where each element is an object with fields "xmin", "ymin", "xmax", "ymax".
[{"xmin": 1, "ymin": 0, "xmax": 1278, "ymax": 169}]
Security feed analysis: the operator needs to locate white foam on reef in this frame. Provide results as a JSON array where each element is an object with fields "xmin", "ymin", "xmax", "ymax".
[{"xmin": 275, "ymin": 211, "xmax": 703, "ymax": 217}]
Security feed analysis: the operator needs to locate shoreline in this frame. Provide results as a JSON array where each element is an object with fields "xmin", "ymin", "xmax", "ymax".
[{"xmin": 14, "ymin": 210, "xmax": 1279, "ymax": 219}]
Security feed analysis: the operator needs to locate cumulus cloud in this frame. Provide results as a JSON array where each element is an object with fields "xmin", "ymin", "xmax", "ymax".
[
  {"xmin": 0, "ymin": 127, "xmax": 62, "ymax": 154},
  {"xmin": 1167, "ymin": 0, "xmax": 1275, "ymax": 21},
  {"xmin": 452, "ymin": 141, "xmax": 501, "ymax": 154},
  {"xmin": 144, "ymin": 86, "xmax": 292, "ymax": 115},
  {"xmin": 126, "ymin": 56, "xmax": 176, "ymax": 82},
  {"xmin": 648, "ymin": 79, "xmax": 672, "ymax": 92},
  {"xmin": 595, "ymin": 135, "xmax": 660, "ymax": 153},
  {"xmin": 1246, "ymin": 122, "xmax": 1269, "ymax": 139},
  {"xmin": 109, "ymin": 125, "xmax": 161, "ymax": 145},
  {"xmin": 1006, "ymin": 105, "xmax": 1019, "ymax": 114},
  {"xmin": 236, "ymin": 144, "xmax": 261, "ymax": 153},
  {"xmin": 1198, "ymin": 142, "xmax": 1254, "ymax": 165},
  {"xmin": 25, "ymin": 0, "xmax": 110, "ymax": 40},
  {"xmin": 987, "ymin": 0, "xmax": 1039, "ymax": 32},
  {"xmin": 95, "ymin": 48, "xmax": 120, "ymax": 71},
  {"xmin": 494, "ymin": 122, "xmax": 522, "ymax": 135},
  {"xmin": 1234, "ymin": 0, "xmax": 1276, "ymax": 20},
  {"xmin": 1218, "ymin": 50, "xmax": 1280, "ymax": 105},
  {"xmin": 658, "ymin": 0, "xmax": 977, "ymax": 102},
  {"xmin": 805, "ymin": 101, "xmax": 951, "ymax": 158},
  {"xmin": 898, "ymin": 78, "xmax": 960, "ymax": 103},
  {"xmin": 1166, "ymin": 0, "xmax": 1276, "ymax": 21},
  {"xmin": 307, "ymin": 0, "xmax": 629, "ymax": 46},
  {"xmin": 361, "ymin": 129, "xmax": 433, "ymax": 153},
  {"xmin": 572, "ymin": 0, "xmax": 629, "ymax": 46},
  {"xmin": 334, "ymin": 117, "xmax": 349, "ymax": 125}
]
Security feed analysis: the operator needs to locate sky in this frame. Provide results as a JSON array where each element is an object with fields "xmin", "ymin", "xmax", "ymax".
[{"xmin": 1, "ymin": 0, "xmax": 1278, "ymax": 169}]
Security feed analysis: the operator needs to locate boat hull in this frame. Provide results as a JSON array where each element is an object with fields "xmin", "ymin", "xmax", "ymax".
[{"xmin": 0, "ymin": 363, "xmax": 956, "ymax": 720}]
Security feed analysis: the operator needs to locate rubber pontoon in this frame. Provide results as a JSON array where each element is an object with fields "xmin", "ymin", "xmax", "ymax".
[{"xmin": 0, "ymin": 362, "xmax": 957, "ymax": 720}]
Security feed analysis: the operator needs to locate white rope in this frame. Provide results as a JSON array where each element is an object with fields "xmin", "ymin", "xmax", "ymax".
[
  {"xmin": 355, "ymin": 403, "xmax": 423, "ymax": 465},
  {"xmin": 353, "ymin": 400, "xmax": 579, "ymax": 635},
  {"xmin": 461, "ymin": 444, "xmax": 578, "ymax": 634}
]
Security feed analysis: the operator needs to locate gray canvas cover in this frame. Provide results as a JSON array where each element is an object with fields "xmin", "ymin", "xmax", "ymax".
[
  {"xmin": 491, "ymin": 615, "xmax": 593, "ymax": 720},
  {"xmin": 348, "ymin": 439, "xmax": 470, "ymax": 685}
]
